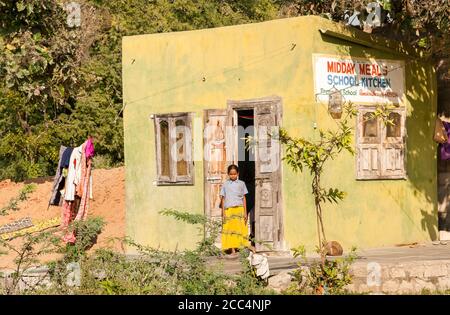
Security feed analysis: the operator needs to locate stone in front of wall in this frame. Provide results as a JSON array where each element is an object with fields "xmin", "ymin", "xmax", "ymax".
[
  {"xmin": 1, "ymin": 272, "xmax": 52, "ymax": 293},
  {"xmin": 325, "ymin": 241, "xmax": 343, "ymax": 256},
  {"xmin": 268, "ymin": 270, "xmax": 293, "ymax": 293}
]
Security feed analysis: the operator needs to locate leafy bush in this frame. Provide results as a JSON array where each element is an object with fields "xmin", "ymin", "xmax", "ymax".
[
  {"xmin": 0, "ymin": 230, "xmax": 61, "ymax": 294},
  {"xmin": 68, "ymin": 243, "xmax": 274, "ymax": 295},
  {"xmin": 159, "ymin": 208, "xmax": 222, "ymax": 257},
  {"xmin": 1, "ymin": 210, "xmax": 272, "ymax": 295},
  {"xmin": 285, "ymin": 245, "xmax": 357, "ymax": 295},
  {"xmin": 41, "ymin": 210, "xmax": 273, "ymax": 295},
  {"xmin": 61, "ymin": 216, "xmax": 105, "ymax": 262}
]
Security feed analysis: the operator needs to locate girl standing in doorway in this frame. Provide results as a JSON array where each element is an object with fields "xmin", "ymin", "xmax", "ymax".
[{"xmin": 220, "ymin": 164, "xmax": 250, "ymax": 256}]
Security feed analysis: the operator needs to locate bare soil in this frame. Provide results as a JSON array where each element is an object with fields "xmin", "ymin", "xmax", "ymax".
[{"xmin": 0, "ymin": 167, "xmax": 125, "ymax": 269}]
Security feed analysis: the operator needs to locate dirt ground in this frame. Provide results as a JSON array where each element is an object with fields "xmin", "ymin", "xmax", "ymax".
[{"xmin": 0, "ymin": 167, "xmax": 125, "ymax": 269}]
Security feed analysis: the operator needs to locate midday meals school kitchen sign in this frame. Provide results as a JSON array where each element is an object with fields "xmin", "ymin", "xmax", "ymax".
[{"xmin": 313, "ymin": 54, "xmax": 405, "ymax": 104}]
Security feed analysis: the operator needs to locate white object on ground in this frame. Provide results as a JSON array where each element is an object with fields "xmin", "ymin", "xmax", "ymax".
[
  {"xmin": 247, "ymin": 252, "xmax": 270, "ymax": 280},
  {"xmin": 66, "ymin": 262, "xmax": 81, "ymax": 287}
]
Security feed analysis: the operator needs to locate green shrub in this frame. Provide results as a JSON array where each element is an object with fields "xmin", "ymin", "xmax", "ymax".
[
  {"xmin": 61, "ymin": 216, "xmax": 105, "ymax": 262},
  {"xmin": 285, "ymin": 245, "xmax": 357, "ymax": 295},
  {"xmin": 3, "ymin": 210, "xmax": 273, "ymax": 295}
]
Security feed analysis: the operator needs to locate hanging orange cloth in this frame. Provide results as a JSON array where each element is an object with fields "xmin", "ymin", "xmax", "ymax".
[
  {"xmin": 75, "ymin": 158, "xmax": 92, "ymax": 221},
  {"xmin": 61, "ymin": 200, "xmax": 76, "ymax": 244},
  {"xmin": 60, "ymin": 138, "xmax": 94, "ymax": 244}
]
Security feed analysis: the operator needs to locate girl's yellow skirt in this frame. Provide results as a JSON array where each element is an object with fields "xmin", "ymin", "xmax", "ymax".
[{"xmin": 222, "ymin": 206, "xmax": 249, "ymax": 250}]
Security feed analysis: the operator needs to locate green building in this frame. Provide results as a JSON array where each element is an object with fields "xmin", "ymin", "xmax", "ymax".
[{"xmin": 122, "ymin": 16, "xmax": 437, "ymax": 253}]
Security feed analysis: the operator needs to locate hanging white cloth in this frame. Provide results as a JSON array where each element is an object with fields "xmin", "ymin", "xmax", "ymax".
[{"xmin": 63, "ymin": 144, "xmax": 83, "ymax": 201}]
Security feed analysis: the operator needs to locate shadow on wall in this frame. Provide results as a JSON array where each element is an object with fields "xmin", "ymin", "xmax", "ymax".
[
  {"xmin": 421, "ymin": 209, "xmax": 438, "ymax": 241},
  {"xmin": 319, "ymin": 31, "xmax": 438, "ymax": 241}
]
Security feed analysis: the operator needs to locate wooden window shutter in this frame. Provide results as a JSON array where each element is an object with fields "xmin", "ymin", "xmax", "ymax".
[
  {"xmin": 380, "ymin": 110, "xmax": 406, "ymax": 179},
  {"xmin": 174, "ymin": 114, "xmax": 193, "ymax": 183},
  {"xmin": 154, "ymin": 113, "xmax": 194, "ymax": 185},
  {"xmin": 356, "ymin": 107, "xmax": 407, "ymax": 180},
  {"xmin": 155, "ymin": 117, "xmax": 171, "ymax": 183},
  {"xmin": 356, "ymin": 108, "xmax": 381, "ymax": 179}
]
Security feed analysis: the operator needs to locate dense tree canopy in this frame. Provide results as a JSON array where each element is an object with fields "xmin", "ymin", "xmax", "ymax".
[{"xmin": 0, "ymin": 0, "xmax": 448, "ymax": 181}]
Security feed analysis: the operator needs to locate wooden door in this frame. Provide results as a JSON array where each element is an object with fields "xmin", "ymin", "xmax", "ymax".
[
  {"xmin": 203, "ymin": 109, "xmax": 230, "ymax": 247},
  {"xmin": 228, "ymin": 96, "xmax": 283, "ymax": 252}
]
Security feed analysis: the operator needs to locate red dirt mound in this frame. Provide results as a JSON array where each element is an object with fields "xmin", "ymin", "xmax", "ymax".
[{"xmin": 0, "ymin": 167, "xmax": 125, "ymax": 269}]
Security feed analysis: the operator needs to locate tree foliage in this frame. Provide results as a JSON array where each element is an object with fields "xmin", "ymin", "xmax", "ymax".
[
  {"xmin": 0, "ymin": 0, "xmax": 448, "ymax": 181},
  {"xmin": 0, "ymin": 0, "xmax": 105, "ymax": 180},
  {"xmin": 276, "ymin": 0, "xmax": 449, "ymax": 82},
  {"xmin": 0, "ymin": 0, "xmax": 279, "ymax": 181}
]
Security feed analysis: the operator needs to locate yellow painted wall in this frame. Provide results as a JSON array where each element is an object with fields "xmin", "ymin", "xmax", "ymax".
[{"xmin": 122, "ymin": 16, "xmax": 437, "ymax": 253}]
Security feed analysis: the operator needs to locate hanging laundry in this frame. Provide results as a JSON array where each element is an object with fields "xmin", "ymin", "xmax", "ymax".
[
  {"xmin": 61, "ymin": 200, "xmax": 76, "ymax": 243},
  {"xmin": 85, "ymin": 136, "xmax": 95, "ymax": 159},
  {"xmin": 75, "ymin": 139, "xmax": 94, "ymax": 221},
  {"xmin": 49, "ymin": 146, "xmax": 66, "ymax": 206},
  {"xmin": 47, "ymin": 137, "xmax": 95, "ymax": 244},
  {"xmin": 64, "ymin": 144, "xmax": 84, "ymax": 202},
  {"xmin": 441, "ymin": 121, "xmax": 450, "ymax": 160},
  {"xmin": 61, "ymin": 146, "xmax": 75, "ymax": 169},
  {"xmin": 49, "ymin": 146, "xmax": 74, "ymax": 206}
]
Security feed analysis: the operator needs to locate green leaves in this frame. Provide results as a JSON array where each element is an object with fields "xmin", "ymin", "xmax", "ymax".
[
  {"xmin": 16, "ymin": 1, "xmax": 26, "ymax": 12},
  {"xmin": 286, "ymin": 246, "xmax": 358, "ymax": 295},
  {"xmin": 159, "ymin": 208, "xmax": 207, "ymax": 225},
  {"xmin": 320, "ymin": 188, "xmax": 346, "ymax": 204},
  {"xmin": 15, "ymin": 1, "xmax": 35, "ymax": 16},
  {"xmin": 159, "ymin": 208, "xmax": 222, "ymax": 256},
  {"xmin": 291, "ymin": 244, "xmax": 306, "ymax": 259}
]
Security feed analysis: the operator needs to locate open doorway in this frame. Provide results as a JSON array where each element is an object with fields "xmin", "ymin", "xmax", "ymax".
[
  {"xmin": 237, "ymin": 109, "xmax": 256, "ymax": 246},
  {"xmin": 204, "ymin": 97, "xmax": 284, "ymax": 252}
]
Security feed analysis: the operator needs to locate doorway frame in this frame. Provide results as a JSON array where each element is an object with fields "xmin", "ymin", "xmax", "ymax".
[{"xmin": 226, "ymin": 95, "xmax": 285, "ymax": 252}]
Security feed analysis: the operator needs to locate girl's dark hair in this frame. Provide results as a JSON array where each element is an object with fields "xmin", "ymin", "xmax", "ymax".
[{"xmin": 227, "ymin": 164, "xmax": 239, "ymax": 174}]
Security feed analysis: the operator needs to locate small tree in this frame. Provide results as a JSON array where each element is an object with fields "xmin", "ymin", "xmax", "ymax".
[
  {"xmin": 274, "ymin": 102, "xmax": 394, "ymax": 261},
  {"xmin": 276, "ymin": 103, "xmax": 356, "ymax": 260}
]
